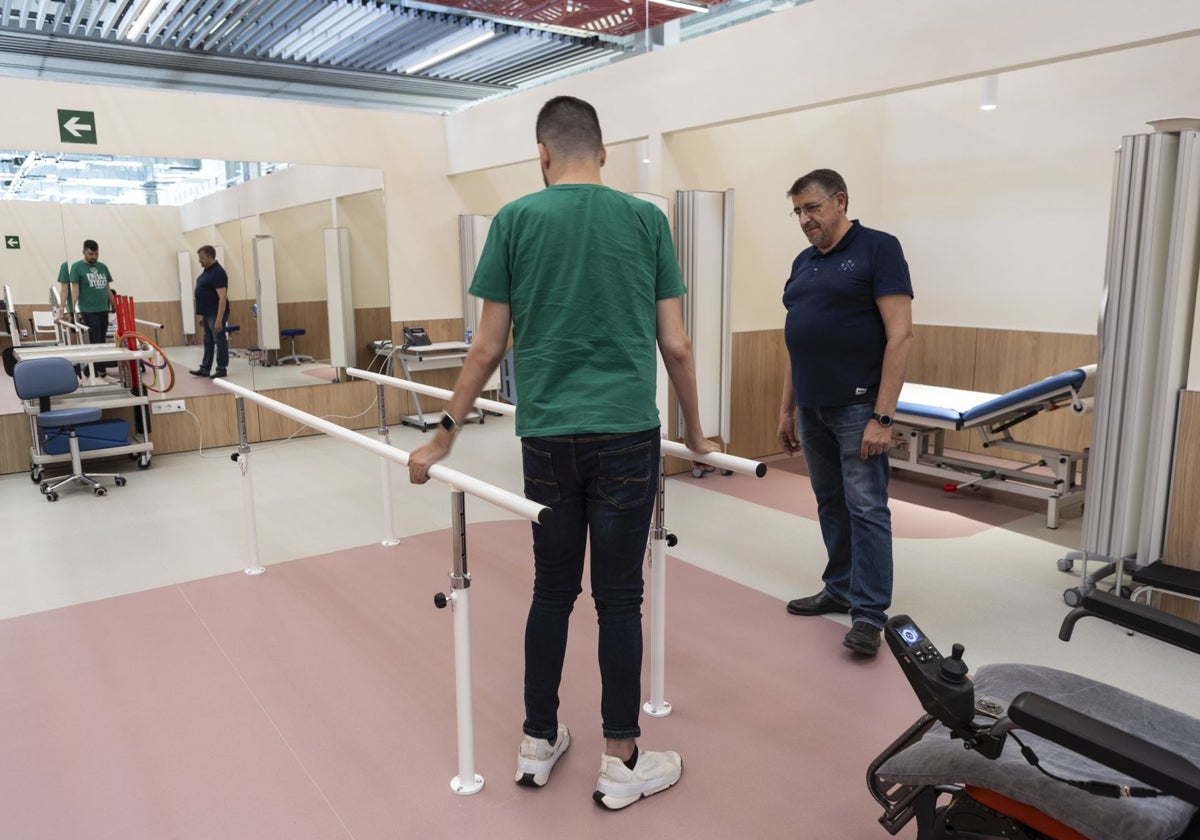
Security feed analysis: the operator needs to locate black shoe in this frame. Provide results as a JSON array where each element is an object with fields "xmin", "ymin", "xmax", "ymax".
[
  {"xmin": 189, "ymin": 368, "xmax": 210, "ymax": 377},
  {"xmin": 210, "ymin": 370, "xmax": 227, "ymax": 379},
  {"xmin": 842, "ymin": 621, "xmax": 881, "ymax": 656},
  {"xmin": 786, "ymin": 591, "xmax": 850, "ymax": 616}
]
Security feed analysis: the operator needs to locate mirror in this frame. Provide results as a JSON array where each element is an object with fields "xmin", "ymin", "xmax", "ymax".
[{"xmin": 0, "ymin": 152, "xmax": 389, "ymax": 394}]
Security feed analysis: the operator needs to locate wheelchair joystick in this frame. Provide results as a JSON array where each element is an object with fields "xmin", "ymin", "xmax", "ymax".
[{"xmin": 939, "ymin": 643, "xmax": 969, "ymax": 683}]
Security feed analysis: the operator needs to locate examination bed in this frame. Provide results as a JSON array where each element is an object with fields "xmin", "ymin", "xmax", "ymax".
[
  {"xmin": 868, "ymin": 603, "xmax": 1200, "ymax": 840},
  {"xmin": 891, "ymin": 365, "xmax": 1096, "ymax": 528}
]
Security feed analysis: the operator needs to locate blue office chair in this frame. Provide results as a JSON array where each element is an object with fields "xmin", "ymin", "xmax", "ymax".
[{"xmin": 13, "ymin": 356, "xmax": 126, "ymax": 501}]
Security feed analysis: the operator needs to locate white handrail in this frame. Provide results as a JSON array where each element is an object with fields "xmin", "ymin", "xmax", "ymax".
[
  {"xmin": 346, "ymin": 367, "xmax": 766, "ymax": 478},
  {"xmin": 213, "ymin": 378, "xmax": 550, "ymax": 525}
]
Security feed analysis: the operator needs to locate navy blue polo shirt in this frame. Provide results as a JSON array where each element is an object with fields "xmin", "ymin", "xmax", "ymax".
[
  {"xmin": 194, "ymin": 261, "xmax": 228, "ymax": 318},
  {"xmin": 783, "ymin": 220, "xmax": 913, "ymax": 407}
]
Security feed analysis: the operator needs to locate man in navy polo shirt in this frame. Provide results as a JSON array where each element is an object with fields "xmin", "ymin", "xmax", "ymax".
[{"xmin": 776, "ymin": 168, "xmax": 914, "ymax": 656}]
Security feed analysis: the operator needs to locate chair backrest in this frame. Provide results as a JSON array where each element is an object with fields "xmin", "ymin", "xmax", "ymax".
[
  {"xmin": 13, "ymin": 357, "xmax": 80, "ymax": 401},
  {"xmin": 31, "ymin": 310, "xmax": 61, "ymax": 341}
]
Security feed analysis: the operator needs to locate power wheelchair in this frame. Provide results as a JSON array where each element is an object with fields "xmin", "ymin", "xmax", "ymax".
[{"xmin": 867, "ymin": 590, "xmax": 1200, "ymax": 840}]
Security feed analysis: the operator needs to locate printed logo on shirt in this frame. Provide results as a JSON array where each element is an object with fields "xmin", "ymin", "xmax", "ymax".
[
  {"xmin": 86, "ymin": 269, "xmax": 107, "ymax": 289},
  {"xmin": 855, "ymin": 387, "xmax": 868, "ymax": 395},
  {"xmin": 840, "ymin": 259, "xmax": 857, "ymax": 273}
]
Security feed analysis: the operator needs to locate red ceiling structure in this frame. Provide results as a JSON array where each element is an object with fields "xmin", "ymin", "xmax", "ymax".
[{"xmin": 434, "ymin": 0, "xmax": 723, "ymax": 37}]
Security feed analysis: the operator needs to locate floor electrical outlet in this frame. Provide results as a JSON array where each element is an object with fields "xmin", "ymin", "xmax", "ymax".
[{"xmin": 151, "ymin": 400, "xmax": 186, "ymax": 414}]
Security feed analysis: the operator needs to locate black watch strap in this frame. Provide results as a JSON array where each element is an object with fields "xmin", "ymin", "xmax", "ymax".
[
  {"xmin": 439, "ymin": 413, "xmax": 461, "ymax": 435},
  {"xmin": 872, "ymin": 412, "xmax": 893, "ymax": 427}
]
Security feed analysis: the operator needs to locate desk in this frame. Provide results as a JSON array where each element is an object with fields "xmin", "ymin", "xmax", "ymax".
[
  {"xmin": 14, "ymin": 344, "xmax": 155, "ymax": 477},
  {"xmin": 391, "ymin": 342, "xmax": 482, "ymax": 431}
]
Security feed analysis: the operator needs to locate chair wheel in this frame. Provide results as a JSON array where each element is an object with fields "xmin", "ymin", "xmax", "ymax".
[
  {"xmin": 1057, "ymin": 557, "xmax": 1074, "ymax": 572},
  {"xmin": 115, "ymin": 477, "xmax": 127, "ymax": 487},
  {"xmin": 94, "ymin": 486, "xmax": 107, "ymax": 497},
  {"xmin": 691, "ymin": 468, "xmax": 703, "ymax": 478},
  {"xmin": 46, "ymin": 491, "xmax": 59, "ymax": 502},
  {"xmin": 39, "ymin": 483, "xmax": 48, "ymax": 494}
]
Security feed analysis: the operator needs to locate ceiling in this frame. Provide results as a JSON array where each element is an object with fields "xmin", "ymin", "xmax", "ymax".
[
  {"xmin": 0, "ymin": 0, "xmax": 801, "ymax": 114},
  {"xmin": 0, "ymin": 0, "xmax": 804, "ymax": 203}
]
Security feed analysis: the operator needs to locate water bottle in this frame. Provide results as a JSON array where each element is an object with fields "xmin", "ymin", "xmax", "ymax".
[{"xmin": 464, "ymin": 329, "xmax": 473, "ymax": 346}]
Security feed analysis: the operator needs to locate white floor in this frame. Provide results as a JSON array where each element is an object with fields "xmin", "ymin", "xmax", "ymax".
[{"xmin": 2, "ymin": 410, "xmax": 1196, "ymax": 720}]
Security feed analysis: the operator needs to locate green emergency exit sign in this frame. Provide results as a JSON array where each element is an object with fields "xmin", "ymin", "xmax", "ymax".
[
  {"xmin": 58, "ymin": 110, "xmax": 98, "ymax": 144},
  {"xmin": 4, "ymin": 235, "xmax": 19, "ymax": 249}
]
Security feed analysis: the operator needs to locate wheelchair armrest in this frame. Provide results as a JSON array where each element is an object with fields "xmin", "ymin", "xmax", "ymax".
[
  {"xmin": 1058, "ymin": 589, "xmax": 1200, "ymax": 655},
  {"xmin": 1008, "ymin": 691, "xmax": 1200, "ymax": 806}
]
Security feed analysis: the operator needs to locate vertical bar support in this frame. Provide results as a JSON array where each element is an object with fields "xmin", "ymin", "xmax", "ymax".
[
  {"xmin": 449, "ymin": 489, "xmax": 484, "ymax": 795},
  {"xmin": 236, "ymin": 396, "xmax": 266, "ymax": 576},
  {"xmin": 644, "ymin": 459, "xmax": 672, "ymax": 717},
  {"xmin": 377, "ymin": 383, "xmax": 400, "ymax": 546}
]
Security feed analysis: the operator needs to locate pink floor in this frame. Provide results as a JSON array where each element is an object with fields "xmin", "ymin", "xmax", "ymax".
[
  {"xmin": 0, "ymin": 520, "xmax": 921, "ymax": 839},
  {"xmin": 678, "ymin": 452, "xmax": 1044, "ymax": 538}
]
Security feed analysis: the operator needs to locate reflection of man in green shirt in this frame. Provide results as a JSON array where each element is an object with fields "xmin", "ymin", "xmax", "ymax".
[{"xmin": 63, "ymin": 239, "xmax": 117, "ymax": 375}]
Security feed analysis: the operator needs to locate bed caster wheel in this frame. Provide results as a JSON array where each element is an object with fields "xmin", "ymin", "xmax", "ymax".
[
  {"xmin": 115, "ymin": 476, "xmax": 127, "ymax": 487},
  {"xmin": 30, "ymin": 466, "xmax": 44, "ymax": 483},
  {"xmin": 1063, "ymin": 587, "xmax": 1084, "ymax": 607},
  {"xmin": 137, "ymin": 454, "xmax": 151, "ymax": 470},
  {"xmin": 46, "ymin": 491, "xmax": 59, "ymax": 502},
  {"xmin": 94, "ymin": 486, "xmax": 107, "ymax": 497},
  {"xmin": 1056, "ymin": 557, "xmax": 1074, "ymax": 572}
]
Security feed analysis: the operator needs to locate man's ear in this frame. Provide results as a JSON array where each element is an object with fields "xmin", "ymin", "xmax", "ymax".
[
  {"xmin": 599, "ymin": 146, "xmax": 607, "ymax": 168},
  {"xmin": 538, "ymin": 143, "xmax": 551, "ymax": 170}
]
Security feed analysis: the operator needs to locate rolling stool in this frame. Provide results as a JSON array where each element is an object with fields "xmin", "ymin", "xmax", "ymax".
[
  {"xmin": 223, "ymin": 323, "xmax": 242, "ymax": 358},
  {"xmin": 13, "ymin": 356, "xmax": 126, "ymax": 501},
  {"xmin": 278, "ymin": 328, "xmax": 314, "ymax": 365}
]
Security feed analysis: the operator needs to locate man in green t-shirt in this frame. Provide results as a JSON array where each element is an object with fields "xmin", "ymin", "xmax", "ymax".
[
  {"xmin": 62, "ymin": 239, "xmax": 117, "ymax": 375},
  {"xmin": 408, "ymin": 96, "xmax": 717, "ymax": 811}
]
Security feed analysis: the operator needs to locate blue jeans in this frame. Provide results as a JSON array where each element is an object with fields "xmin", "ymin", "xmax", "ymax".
[
  {"xmin": 520, "ymin": 427, "xmax": 659, "ymax": 742},
  {"xmin": 796, "ymin": 402, "xmax": 893, "ymax": 628},
  {"xmin": 200, "ymin": 314, "xmax": 228, "ymax": 374}
]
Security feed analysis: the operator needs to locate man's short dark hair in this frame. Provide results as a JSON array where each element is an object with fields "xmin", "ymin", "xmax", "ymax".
[
  {"xmin": 787, "ymin": 169, "xmax": 850, "ymax": 210},
  {"xmin": 536, "ymin": 96, "xmax": 603, "ymax": 159},
  {"xmin": 83, "ymin": 239, "xmax": 99, "ymax": 251},
  {"xmin": 198, "ymin": 245, "xmax": 216, "ymax": 259}
]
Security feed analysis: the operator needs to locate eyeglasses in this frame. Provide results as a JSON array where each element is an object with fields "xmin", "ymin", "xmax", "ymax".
[{"xmin": 789, "ymin": 193, "xmax": 834, "ymax": 219}]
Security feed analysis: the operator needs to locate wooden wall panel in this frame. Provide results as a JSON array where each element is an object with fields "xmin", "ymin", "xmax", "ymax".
[
  {"xmin": 727, "ymin": 329, "xmax": 789, "ymax": 460},
  {"xmin": 355, "ymin": 307, "xmax": 391, "ymax": 370},
  {"xmin": 130, "ymin": 300, "xmax": 185, "ymax": 347},
  {"xmin": 1163, "ymin": 390, "xmax": 1200, "ymax": 619},
  {"xmin": 0, "ymin": 412, "xmax": 31, "ymax": 475},
  {"xmin": 968, "ymin": 329, "xmax": 1096, "ymax": 457},
  {"xmin": 252, "ymin": 380, "xmax": 379, "ymax": 442},
  {"xmin": 277, "ymin": 300, "xmax": 330, "ymax": 361}
]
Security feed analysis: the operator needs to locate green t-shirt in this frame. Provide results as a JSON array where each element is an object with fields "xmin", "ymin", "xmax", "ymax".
[
  {"xmin": 470, "ymin": 184, "xmax": 686, "ymax": 437},
  {"xmin": 68, "ymin": 259, "xmax": 114, "ymax": 313}
]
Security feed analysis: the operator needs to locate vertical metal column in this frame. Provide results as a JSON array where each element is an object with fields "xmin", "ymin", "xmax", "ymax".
[
  {"xmin": 444, "ymin": 490, "xmax": 483, "ymax": 794},
  {"xmin": 235, "ymin": 396, "xmax": 266, "ymax": 576},
  {"xmin": 376, "ymin": 383, "xmax": 399, "ymax": 546},
  {"xmin": 643, "ymin": 460, "xmax": 673, "ymax": 717}
]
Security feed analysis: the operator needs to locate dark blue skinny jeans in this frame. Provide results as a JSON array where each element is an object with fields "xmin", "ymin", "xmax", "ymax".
[{"xmin": 520, "ymin": 427, "xmax": 659, "ymax": 742}]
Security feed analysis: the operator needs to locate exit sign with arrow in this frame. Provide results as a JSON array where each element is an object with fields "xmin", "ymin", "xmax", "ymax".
[
  {"xmin": 4, "ymin": 235, "xmax": 19, "ymax": 249},
  {"xmin": 58, "ymin": 109, "xmax": 98, "ymax": 144}
]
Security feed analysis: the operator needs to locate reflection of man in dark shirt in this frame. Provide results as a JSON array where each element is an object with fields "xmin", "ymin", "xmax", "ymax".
[{"xmin": 191, "ymin": 245, "xmax": 229, "ymax": 379}]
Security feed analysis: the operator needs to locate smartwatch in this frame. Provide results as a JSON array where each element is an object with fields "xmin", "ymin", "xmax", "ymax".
[
  {"xmin": 439, "ymin": 413, "xmax": 461, "ymax": 435},
  {"xmin": 872, "ymin": 412, "xmax": 893, "ymax": 427}
]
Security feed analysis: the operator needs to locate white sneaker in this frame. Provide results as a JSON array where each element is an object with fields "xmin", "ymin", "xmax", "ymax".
[
  {"xmin": 593, "ymin": 748, "xmax": 682, "ymax": 810},
  {"xmin": 514, "ymin": 724, "xmax": 571, "ymax": 787}
]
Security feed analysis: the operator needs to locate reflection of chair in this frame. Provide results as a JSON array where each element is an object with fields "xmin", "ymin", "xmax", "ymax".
[
  {"xmin": 223, "ymin": 324, "xmax": 241, "ymax": 358},
  {"xmin": 278, "ymin": 328, "xmax": 313, "ymax": 365},
  {"xmin": 31, "ymin": 310, "xmax": 60, "ymax": 343},
  {"xmin": 13, "ymin": 357, "xmax": 126, "ymax": 501}
]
